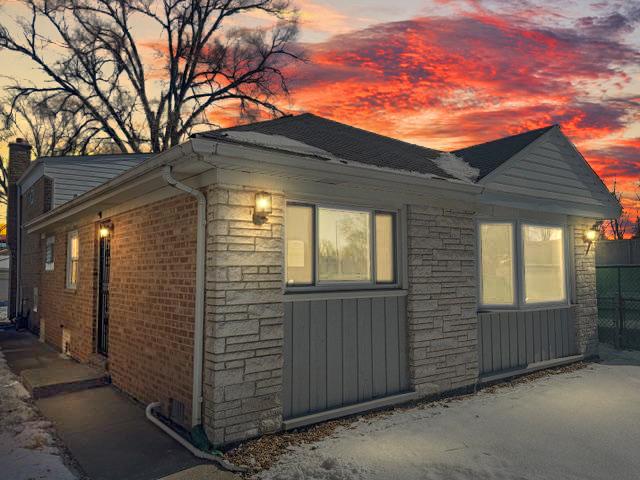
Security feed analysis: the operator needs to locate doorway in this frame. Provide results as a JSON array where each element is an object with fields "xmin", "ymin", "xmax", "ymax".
[{"xmin": 97, "ymin": 228, "xmax": 111, "ymax": 356}]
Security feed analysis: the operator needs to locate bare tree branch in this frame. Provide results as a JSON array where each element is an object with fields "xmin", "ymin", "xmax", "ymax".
[{"xmin": 0, "ymin": 0, "xmax": 302, "ymax": 153}]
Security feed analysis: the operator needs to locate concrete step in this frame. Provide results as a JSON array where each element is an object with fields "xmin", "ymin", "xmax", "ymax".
[{"xmin": 21, "ymin": 361, "xmax": 109, "ymax": 399}]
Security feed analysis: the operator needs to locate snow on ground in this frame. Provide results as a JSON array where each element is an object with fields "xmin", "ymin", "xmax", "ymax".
[
  {"xmin": 258, "ymin": 346, "xmax": 640, "ymax": 480},
  {"xmin": 0, "ymin": 349, "xmax": 77, "ymax": 480}
]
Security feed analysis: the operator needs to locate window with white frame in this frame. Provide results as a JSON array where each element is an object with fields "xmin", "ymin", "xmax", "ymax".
[
  {"xmin": 66, "ymin": 231, "xmax": 79, "ymax": 289},
  {"xmin": 45, "ymin": 236, "xmax": 55, "ymax": 271},
  {"xmin": 478, "ymin": 221, "xmax": 567, "ymax": 307},
  {"xmin": 285, "ymin": 203, "xmax": 397, "ymax": 288}
]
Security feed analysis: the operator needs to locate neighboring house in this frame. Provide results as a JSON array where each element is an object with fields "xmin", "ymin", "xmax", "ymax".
[
  {"xmin": 10, "ymin": 113, "xmax": 620, "ymax": 447},
  {"xmin": 5, "ymin": 140, "xmax": 150, "ymax": 331}
]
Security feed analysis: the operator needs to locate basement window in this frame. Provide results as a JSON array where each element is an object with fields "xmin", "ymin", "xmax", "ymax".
[
  {"xmin": 45, "ymin": 236, "xmax": 55, "ymax": 271},
  {"xmin": 478, "ymin": 221, "xmax": 568, "ymax": 308},
  {"xmin": 66, "ymin": 231, "xmax": 79, "ymax": 289},
  {"xmin": 285, "ymin": 203, "xmax": 398, "ymax": 290}
]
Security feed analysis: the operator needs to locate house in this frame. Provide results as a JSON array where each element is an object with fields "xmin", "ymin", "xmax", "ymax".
[
  {"xmin": 6, "ymin": 141, "xmax": 150, "ymax": 331},
  {"xmin": 8, "ymin": 113, "xmax": 620, "ymax": 447}
]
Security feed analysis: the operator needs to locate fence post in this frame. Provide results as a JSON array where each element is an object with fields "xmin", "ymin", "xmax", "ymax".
[{"xmin": 617, "ymin": 266, "xmax": 623, "ymax": 349}]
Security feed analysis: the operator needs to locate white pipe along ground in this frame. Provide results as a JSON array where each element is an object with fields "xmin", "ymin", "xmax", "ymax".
[{"xmin": 145, "ymin": 403, "xmax": 245, "ymax": 472}]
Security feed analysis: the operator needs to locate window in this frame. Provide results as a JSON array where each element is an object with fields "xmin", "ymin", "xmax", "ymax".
[
  {"xmin": 285, "ymin": 205, "xmax": 314, "ymax": 285},
  {"xmin": 478, "ymin": 221, "xmax": 567, "ymax": 307},
  {"xmin": 45, "ymin": 237, "xmax": 55, "ymax": 271},
  {"xmin": 285, "ymin": 203, "xmax": 398, "ymax": 288},
  {"xmin": 522, "ymin": 225, "xmax": 566, "ymax": 304},
  {"xmin": 66, "ymin": 231, "xmax": 79, "ymax": 289},
  {"xmin": 33, "ymin": 287, "xmax": 38, "ymax": 313},
  {"xmin": 479, "ymin": 223, "xmax": 515, "ymax": 305}
]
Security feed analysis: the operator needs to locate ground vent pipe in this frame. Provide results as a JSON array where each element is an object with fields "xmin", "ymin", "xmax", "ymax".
[{"xmin": 145, "ymin": 403, "xmax": 245, "ymax": 472}]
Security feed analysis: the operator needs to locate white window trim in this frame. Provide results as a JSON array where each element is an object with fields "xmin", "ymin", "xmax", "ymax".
[
  {"xmin": 477, "ymin": 219, "xmax": 570, "ymax": 310},
  {"xmin": 285, "ymin": 201, "xmax": 402, "ymax": 293},
  {"xmin": 66, "ymin": 230, "xmax": 79, "ymax": 290},
  {"xmin": 45, "ymin": 236, "xmax": 55, "ymax": 271}
]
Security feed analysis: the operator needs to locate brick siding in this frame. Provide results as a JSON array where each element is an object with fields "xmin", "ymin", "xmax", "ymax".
[
  {"xmin": 39, "ymin": 193, "xmax": 198, "ymax": 426},
  {"xmin": 406, "ymin": 205, "xmax": 478, "ymax": 393},
  {"xmin": 203, "ymin": 185, "xmax": 285, "ymax": 446}
]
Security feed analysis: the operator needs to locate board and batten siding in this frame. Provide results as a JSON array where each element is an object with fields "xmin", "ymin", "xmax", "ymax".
[
  {"xmin": 484, "ymin": 132, "xmax": 614, "ymax": 211},
  {"xmin": 283, "ymin": 293, "xmax": 409, "ymax": 420},
  {"xmin": 478, "ymin": 306, "xmax": 578, "ymax": 375}
]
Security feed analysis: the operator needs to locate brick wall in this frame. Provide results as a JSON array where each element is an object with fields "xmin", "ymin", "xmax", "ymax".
[
  {"xmin": 39, "ymin": 193, "xmax": 198, "ymax": 426},
  {"xmin": 40, "ymin": 221, "xmax": 98, "ymax": 362},
  {"xmin": 572, "ymin": 222, "xmax": 598, "ymax": 356},
  {"xmin": 107, "ymin": 194, "xmax": 198, "ymax": 425},
  {"xmin": 203, "ymin": 185, "xmax": 285, "ymax": 446},
  {"xmin": 19, "ymin": 176, "xmax": 53, "ymax": 333},
  {"xmin": 7, "ymin": 139, "xmax": 31, "ymax": 317},
  {"xmin": 406, "ymin": 205, "xmax": 478, "ymax": 393}
]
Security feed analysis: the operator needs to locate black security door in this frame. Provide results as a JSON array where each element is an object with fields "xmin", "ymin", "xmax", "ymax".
[{"xmin": 97, "ymin": 232, "xmax": 111, "ymax": 355}]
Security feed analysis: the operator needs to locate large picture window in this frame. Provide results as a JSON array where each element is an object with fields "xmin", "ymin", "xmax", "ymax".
[
  {"xmin": 479, "ymin": 221, "xmax": 567, "ymax": 307},
  {"xmin": 286, "ymin": 203, "xmax": 397, "ymax": 289}
]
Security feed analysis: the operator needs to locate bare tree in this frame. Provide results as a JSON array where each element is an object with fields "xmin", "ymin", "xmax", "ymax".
[
  {"xmin": 0, "ymin": 154, "xmax": 8, "ymax": 207},
  {"xmin": 0, "ymin": 0, "xmax": 301, "ymax": 153},
  {"xmin": 2, "ymin": 94, "xmax": 110, "ymax": 157},
  {"xmin": 606, "ymin": 179, "xmax": 629, "ymax": 240}
]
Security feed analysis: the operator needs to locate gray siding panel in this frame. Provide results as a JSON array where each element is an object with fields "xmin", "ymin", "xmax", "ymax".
[
  {"xmin": 284, "ymin": 293, "xmax": 409, "ymax": 420},
  {"xmin": 477, "ymin": 306, "xmax": 578, "ymax": 376}
]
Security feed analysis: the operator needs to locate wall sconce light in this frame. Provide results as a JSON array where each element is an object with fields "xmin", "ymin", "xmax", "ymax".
[
  {"xmin": 584, "ymin": 228, "xmax": 598, "ymax": 254},
  {"xmin": 253, "ymin": 191, "xmax": 272, "ymax": 225},
  {"xmin": 99, "ymin": 223, "xmax": 112, "ymax": 238}
]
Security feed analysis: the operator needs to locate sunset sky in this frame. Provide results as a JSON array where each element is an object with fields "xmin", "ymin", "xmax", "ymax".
[{"xmin": 1, "ymin": 0, "xmax": 639, "ymax": 221}]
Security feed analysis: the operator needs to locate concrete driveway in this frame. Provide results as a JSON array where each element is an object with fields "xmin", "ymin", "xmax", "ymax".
[{"xmin": 259, "ymin": 345, "xmax": 640, "ymax": 480}]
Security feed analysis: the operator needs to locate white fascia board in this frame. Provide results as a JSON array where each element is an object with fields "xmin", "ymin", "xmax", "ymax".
[
  {"xmin": 191, "ymin": 138, "xmax": 484, "ymax": 199},
  {"xmin": 24, "ymin": 142, "xmax": 204, "ymax": 233},
  {"xmin": 480, "ymin": 188, "xmax": 620, "ymax": 219}
]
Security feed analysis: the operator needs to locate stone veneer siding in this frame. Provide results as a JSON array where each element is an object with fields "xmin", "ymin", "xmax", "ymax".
[
  {"xmin": 572, "ymin": 221, "xmax": 598, "ymax": 356},
  {"xmin": 203, "ymin": 185, "xmax": 285, "ymax": 446},
  {"xmin": 406, "ymin": 205, "xmax": 478, "ymax": 393}
]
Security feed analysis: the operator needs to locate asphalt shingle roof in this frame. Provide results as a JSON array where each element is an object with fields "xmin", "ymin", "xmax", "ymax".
[
  {"xmin": 452, "ymin": 125, "xmax": 555, "ymax": 180},
  {"xmin": 197, "ymin": 113, "xmax": 453, "ymax": 178}
]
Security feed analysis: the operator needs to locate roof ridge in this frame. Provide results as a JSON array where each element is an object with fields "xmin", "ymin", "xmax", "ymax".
[
  {"xmin": 209, "ymin": 112, "xmax": 444, "ymax": 155},
  {"xmin": 453, "ymin": 124, "xmax": 556, "ymax": 153},
  {"xmin": 300, "ymin": 114, "xmax": 444, "ymax": 155}
]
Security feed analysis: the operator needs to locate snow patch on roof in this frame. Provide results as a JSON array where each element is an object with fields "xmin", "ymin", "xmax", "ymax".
[
  {"xmin": 218, "ymin": 131, "xmax": 480, "ymax": 186},
  {"xmin": 433, "ymin": 152, "xmax": 479, "ymax": 182},
  {"xmin": 222, "ymin": 131, "xmax": 333, "ymax": 158}
]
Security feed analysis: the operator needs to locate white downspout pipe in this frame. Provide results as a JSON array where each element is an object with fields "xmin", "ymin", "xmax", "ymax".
[
  {"xmin": 145, "ymin": 403, "xmax": 245, "ymax": 472},
  {"xmin": 161, "ymin": 165, "xmax": 206, "ymax": 427}
]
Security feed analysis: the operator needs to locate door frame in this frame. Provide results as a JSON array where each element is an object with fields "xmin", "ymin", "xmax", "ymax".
[{"xmin": 96, "ymin": 222, "xmax": 112, "ymax": 356}]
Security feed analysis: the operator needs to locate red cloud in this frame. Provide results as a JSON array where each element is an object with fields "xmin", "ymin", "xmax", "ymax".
[{"xmin": 280, "ymin": 12, "xmax": 639, "ymax": 223}]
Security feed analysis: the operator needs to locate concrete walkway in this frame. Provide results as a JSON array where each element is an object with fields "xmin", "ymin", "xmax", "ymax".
[{"xmin": 0, "ymin": 330, "xmax": 231, "ymax": 480}]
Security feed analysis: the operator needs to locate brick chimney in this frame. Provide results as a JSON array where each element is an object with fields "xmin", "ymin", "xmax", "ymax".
[{"xmin": 7, "ymin": 138, "xmax": 31, "ymax": 318}]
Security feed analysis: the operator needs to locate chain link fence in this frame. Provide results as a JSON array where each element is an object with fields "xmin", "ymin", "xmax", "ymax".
[{"xmin": 596, "ymin": 266, "xmax": 640, "ymax": 350}]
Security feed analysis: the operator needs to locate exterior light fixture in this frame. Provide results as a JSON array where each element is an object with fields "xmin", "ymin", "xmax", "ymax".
[
  {"xmin": 584, "ymin": 228, "xmax": 598, "ymax": 254},
  {"xmin": 99, "ymin": 223, "xmax": 112, "ymax": 238},
  {"xmin": 253, "ymin": 191, "xmax": 272, "ymax": 225}
]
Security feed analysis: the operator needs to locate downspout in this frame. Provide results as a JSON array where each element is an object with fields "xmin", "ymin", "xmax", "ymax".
[
  {"xmin": 160, "ymin": 165, "xmax": 206, "ymax": 428},
  {"xmin": 15, "ymin": 183, "xmax": 22, "ymax": 320}
]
